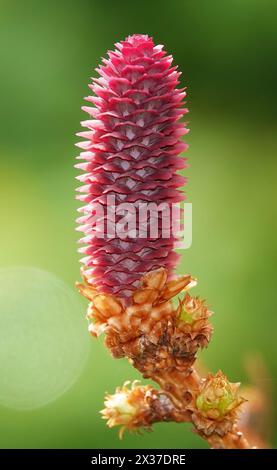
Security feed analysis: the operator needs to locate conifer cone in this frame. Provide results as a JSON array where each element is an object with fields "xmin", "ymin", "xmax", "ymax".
[{"xmin": 76, "ymin": 34, "xmax": 189, "ymax": 302}]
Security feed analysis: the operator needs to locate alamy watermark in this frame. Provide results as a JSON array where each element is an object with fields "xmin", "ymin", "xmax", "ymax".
[{"xmin": 85, "ymin": 195, "xmax": 192, "ymax": 249}]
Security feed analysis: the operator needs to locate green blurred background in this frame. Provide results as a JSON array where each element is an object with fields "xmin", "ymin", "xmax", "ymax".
[{"xmin": 0, "ymin": 0, "xmax": 276, "ymax": 449}]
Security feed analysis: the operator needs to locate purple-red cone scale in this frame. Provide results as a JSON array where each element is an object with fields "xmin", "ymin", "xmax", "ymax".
[{"xmin": 76, "ymin": 34, "xmax": 189, "ymax": 301}]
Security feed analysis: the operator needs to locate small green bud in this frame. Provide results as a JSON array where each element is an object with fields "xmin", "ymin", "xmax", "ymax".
[
  {"xmin": 178, "ymin": 295, "xmax": 207, "ymax": 325},
  {"xmin": 195, "ymin": 371, "xmax": 244, "ymax": 420}
]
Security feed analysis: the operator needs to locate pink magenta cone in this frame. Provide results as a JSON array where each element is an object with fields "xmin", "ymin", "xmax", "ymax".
[{"xmin": 76, "ymin": 34, "xmax": 189, "ymax": 301}]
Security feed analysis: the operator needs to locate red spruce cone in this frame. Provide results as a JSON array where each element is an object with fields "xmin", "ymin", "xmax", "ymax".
[{"xmin": 76, "ymin": 34, "xmax": 189, "ymax": 302}]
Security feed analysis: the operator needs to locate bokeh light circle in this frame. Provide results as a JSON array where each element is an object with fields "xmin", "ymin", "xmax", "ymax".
[{"xmin": 0, "ymin": 267, "xmax": 90, "ymax": 410}]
